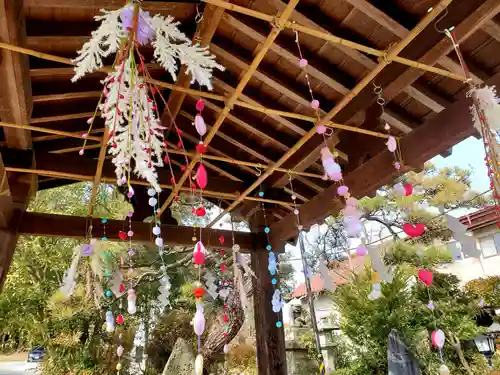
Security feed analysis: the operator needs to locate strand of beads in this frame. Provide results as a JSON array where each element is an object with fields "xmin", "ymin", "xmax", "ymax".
[
  {"xmin": 218, "ymin": 235, "xmax": 231, "ymax": 358},
  {"xmin": 257, "ymin": 189, "xmax": 284, "ymax": 328},
  {"xmin": 193, "ymin": 238, "xmax": 206, "ymax": 375}
]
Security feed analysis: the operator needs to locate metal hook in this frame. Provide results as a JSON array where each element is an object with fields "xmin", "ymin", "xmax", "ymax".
[
  {"xmin": 434, "ymin": 7, "xmax": 451, "ymax": 34},
  {"xmin": 195, "ymin": 4, "xmax": 204, "ymax": 24},
  {"xmin": 255, "ymin": 164, "xmax": 262, "ymax": 176}
]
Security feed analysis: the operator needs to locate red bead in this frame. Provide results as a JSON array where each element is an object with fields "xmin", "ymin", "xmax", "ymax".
[
  {"xmin": 219, "ymin": 249, "xmax": 225, "ymax": 255},
  {"xmin": 177, "ymin": 141, "xmax": 182, "ymax": 148},
  {"xmin": 116, "ymin": 314, "xmax": 124, "ymax": 325},
  {"xmin": 175, "ymin": 128, "xmax": 182, "ymax": 135},
  {"xmin": 119, "ymin": 283, "xmax": 125, "ymax": 293},
  {"xmin": 181, "ymin": 165, "xmax": 186, "ymax": 172},
  {"xmin": 223, "ymin": 332, "xmax": 228, "ymax": 337},
  {"xmin": 191, "ymin": 207, "xmax": 195, "ymax": 214},
  {"xmin": 170, "ymin": 177, "xmax": 175, "ymax": 184},
  {"xmin": 152, "ymin": 88, "xmax": 158, "ymax": 94},
  {"xmin": 194, "ymin": 287, "xmax": 205, "ymax": 298},
  {"xmin": 196, "ymin": 207, "xmax": 206, "ymax": 217},
  {"xmin": 224, "ymin": 304, "xmax": 228, "ymax": 309},
  {"xmin": 191, "ymin": 183, "xmax": 197, "ymax": 189},
  {"xmin": 174, "ymin": 195, "xmax": 179, "ymax": 201},
  {"xmin": 196, "ymin": 143, "xmax": 207, "ymax": 154},
  {"xmin": 148, "ymin": 162, "xmax": 152, "ymax": 168},
  {"xmin": 112, "ymin": 143, "xmax": 117, "ymax": 149},
  {"xmin": 223, "ymin": 314, "xmax": 229, "ymax": 322},
  {"xmin": 221, "ymin": 264, "xmax": 226, "ymax": 272},
  {"xmin": 164, "ymin": 155, "xmax": 170, "ymax": 163}
]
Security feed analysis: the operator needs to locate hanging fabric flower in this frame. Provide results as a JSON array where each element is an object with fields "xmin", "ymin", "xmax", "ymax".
[
  {"xmin": 194, "ymin": 114, "xmax": 206, "ymax": 136},
  {"xmin": 387, "ymin": 136, "xmax": 397, "ymax": 152},
  {"xmin": 106, "ymin": 311, "xmax": 115, "ymax": 333},
  {"xmin": 320, "ymin": 146, "xmax": 342, "ymax": 181},
  {"xmin": 127, "ymin": 288, "xmax": 137, "ymax": 314},
  {"xmin": 417, "ymin": 269, "xmax": 433, "ymax": 286},
  {"xmin": 196, "ymin": 163, "xmax": 208, "ymax": 189},
  {"xmin": 431, "ymin": 329, "xmax": 445, "ymax": 349},
  {"xmin": 404, "ymin": 183, "xmax": 413, "ymax": 196},
  {"xmin": 194, "ymin": 241, "xmax": 206, "ymax": 265}
]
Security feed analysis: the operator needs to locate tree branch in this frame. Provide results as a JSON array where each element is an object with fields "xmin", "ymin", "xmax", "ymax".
[{"xmin": 364, "ymin": 215, "xmax": 400, "ymax": 240}]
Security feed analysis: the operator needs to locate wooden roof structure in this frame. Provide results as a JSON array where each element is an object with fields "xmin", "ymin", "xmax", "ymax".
[{"xmin": 1, "ymin": 0, "xmax": 500, "ymax": 372}]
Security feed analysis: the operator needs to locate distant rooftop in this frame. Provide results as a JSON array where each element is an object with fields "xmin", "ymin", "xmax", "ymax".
[{"xmin": 460, "ymin": 206, "xmax": 499, "ymax": 232}]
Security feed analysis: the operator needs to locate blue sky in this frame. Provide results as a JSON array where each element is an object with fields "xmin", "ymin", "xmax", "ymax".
[{"xmin": 431, "ymin": 136, "xmax": 489, "ymax": 192}]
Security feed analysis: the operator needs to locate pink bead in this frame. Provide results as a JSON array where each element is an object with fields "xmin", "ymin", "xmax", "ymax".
[
  {"xmin": 87, "ymin": 117, "xmax": 93, "ymax": 124},
  {"xmin": 310, "ymin": 99, "xmax": 320, "ymax": 109},
  {"xmin": 196, "ymin": 99, "xmax": 205, "ymax": 111},
  {"xmin": 79, "ymin": 149, "xmax": 84, "ymax": 156},
  {"xmin": 127, "ymin": 211, "xmax": 133, "ymax": 218},
  {"xmin": 127, "ymin": 230, "xmax": 134, "ymax": 237},
  {"xmin": 316, "ymin": 125, "xmax": 327, "ymax": 134},
  {"xmin": 82, "ymin": 133, "xmax": 88, "ymax": 139},
  {"xmin": 337, "ymin": 185, "xmax": 349, "ymax": 196},
  {"xmin": 332, "ymin": 171, "xmax": 342, "ymax": 182},
  {"xmin": 395, "ymin": 162, "xmax": 401, "ymax": 170},
  {"xmin": 299, "ymin": 58, "xmax": 308, "ymax": 68},
  {"xmin": 356, "ymin": 247, "xmax": 367, "ymax": 256}
]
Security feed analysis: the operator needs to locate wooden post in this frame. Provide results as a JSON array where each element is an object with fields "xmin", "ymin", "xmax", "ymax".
[{"xmin": 250, "ymin": 213, "xmax": 287, "ymax": 375}]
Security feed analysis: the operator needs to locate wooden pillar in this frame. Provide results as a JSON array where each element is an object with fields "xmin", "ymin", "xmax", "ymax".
[{"xmin": 250, "ymin": 213, "xmax": 287, "ymax": 375}]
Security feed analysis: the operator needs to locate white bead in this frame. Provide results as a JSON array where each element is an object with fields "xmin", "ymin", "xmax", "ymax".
[
  {"xmin": 297, "ymin": 225, "xmax": 303, "ymax": 230},
  {"xmin": 232, "ymin": 244, "xmax": 240, "ymax": 252},
  {"xmin": 148, "ymin": 197, "xmax": 158, "ymax": 207},
  {"xmin": 294, "ymin": 209, "xmax": 299, "ymax": 215},
  {"xmin": 152, "ymin": 226, "xmax": 161, "ymax": 235},
  {"xmin": 155, "ymin": 237, "xmax": 164, "ymax": 247},
  {"xmin": 291, "ymin": 195, "xmax": 296, "ymax": 200},
  {"xmin": 147, "ymin": 188, "xmax": 156, "ymax": 196}
]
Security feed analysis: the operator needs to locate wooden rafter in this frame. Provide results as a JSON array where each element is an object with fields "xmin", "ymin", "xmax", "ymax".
[
  {"xmin": 383, "ymin": 0, "xmax": 500, "ymax": 103},
  {"xmin": 206, "ymin": 0, "xmax": 453, "ymax": 227},
  {"xmin": 343, "ymin": 0, "xmax": 486, "ymax": 85}
]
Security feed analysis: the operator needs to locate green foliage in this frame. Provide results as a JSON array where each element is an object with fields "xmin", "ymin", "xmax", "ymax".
[
  {"xmin": 465, "ymin": 276, "xmax": 500, "ymax": 307},
  {"xmin": 226, "ymin": 344, "xmax": 258, "ymax": 375}
]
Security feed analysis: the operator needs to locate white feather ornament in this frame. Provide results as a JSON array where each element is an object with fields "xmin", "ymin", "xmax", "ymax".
[{"xmin": 469, "ymin": 86, "xmax": 500, "ymax": 135}]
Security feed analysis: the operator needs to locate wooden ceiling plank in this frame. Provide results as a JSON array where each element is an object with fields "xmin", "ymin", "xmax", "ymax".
[
  {"xmin": 33, "ymin": 91, "xmax": 102, "ymax": 103},
  {"xmin": 223, "ymin": 13, "xmax": 350, "ymax": 96},
  {"xmin": 31, "ymin": 112, "xmax": 95, "ymax": 124},
  {"xmin": 162, "ymin": 3, "xmax": 226, "ymax": 127},
  {"xmin": 343, "ymin": 0, "xmax": 481, "ymax": 104},
  {"xmin": 0, "ymin": 0, "xmax": 32, "ymax": 149},
  {"xmin": 482, "ymin": 19, "xmax": 500, "ymax": 43},
  {"xmin": 384, "ymin": 0, "xmax": 500, "ymax": 103},
  {"xmin": 269, "ymin": 71, "xmax": 500, "ymax": 248}
]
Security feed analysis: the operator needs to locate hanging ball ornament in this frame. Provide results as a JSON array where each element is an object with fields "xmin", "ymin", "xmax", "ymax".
[
  {"xmin": 316, "ymin": 125, "xmax": 327, "ymax": 134},
  {"xmin": 148, "ymin": 197, "xmax": 158, "ymax": 206},
  {"xmin": 152, "ymin": 226, "xmax": 161, "ymax": 235},
  {"xmin": 147, "ymin": 188, "xmax": 156, "ymax": 196},
  {"xmin": 439, "ymin": 364, "xmax": 450, "ymax": 375},
  {"xmin": 299, "ymin": 58, "xmax": 308, "ymax": 68},
  {"xmin": 337, "ymin": 185, "xmax": 349, "ymax": 197},
  {"xmin": 127, "ymin": 230, "xmax": 134, "ymax": 237},
  {"xmin": 310, "ymin": 99, "xmax": 320, "ymax": 109},
  {"xmin": 223, "ymin": 344, "xmax": 230, "ymax": 354},
  {"xmin": 155, "ymin": 237, "xmax": 164, "ymax": 247},
  {"xmin": 117, "ymin": 345, "xmax": 124, "ymax": 357},
  {"xmin": 116, "ymin": 363, "xmax": 122, "ymax": 371}
]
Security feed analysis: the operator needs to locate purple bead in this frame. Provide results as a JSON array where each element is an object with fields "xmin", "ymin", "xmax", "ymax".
[
  {"xmin": 395, "ymin": 162, "xmax": 401, "ymax": 170},
  {"xmin": 127, "ymin": 211, "xmax": 133, "ymax": 218},
  {"xmin": 128, "ymin": 249, "xmax": 136, "ymax": 256},
  {"xmin": 120, "ymin": 6, "xmax": 155, "ymax": 45}
]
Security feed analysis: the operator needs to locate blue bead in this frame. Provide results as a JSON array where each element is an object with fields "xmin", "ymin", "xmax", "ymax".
[
  {"xmin": 258, "ymin": 191, "xmax": 264, "ymax": 197},
  {"xmin": 266, "ymin": 245, "xmax": 272, "ymax": 251},
  {"xmin": 264, "ymin": 227, "xmax": 270, "ymax": 233},
  {"xmin": 270, "ymin": 270, "xmax": 276, "ymax": 275},
  {"xmin": 102, "ymin": 236, "xmax": 107, "ymax": 241},
  {"xmin": 276, "ymin": 321, "xmax": 282, "ymax": 328},
  {"xmin": 101, "ymin": 218, "xmax": 108, "ymax": 224},
  {"xmin": 105, "ymin": 290, "xmax": 112, "ymax": 297},
  {"xmin": 272, "ymin": 278, "xmax": 277, "ymax": 285}
]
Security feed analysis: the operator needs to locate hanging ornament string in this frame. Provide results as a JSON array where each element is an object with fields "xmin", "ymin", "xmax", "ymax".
[
  {"xmin": 257, "ymin": 187, "xmax": 284, "ymax": 328},
  {"xmin": 288, "ymin": 175, "xmax": 327, "ymax": 375},
  {"xmin": 444, "ymin": 29, "xmax": 500, "ymax": 225}
]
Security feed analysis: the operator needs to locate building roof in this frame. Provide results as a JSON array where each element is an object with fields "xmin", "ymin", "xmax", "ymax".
[
  {"xmin": 459, "ymin": 206, "xmax": 499, "ymax": 232},
  {"xmin": 291, "ymin": 255, "xmax": 365, "ymax": 299}
]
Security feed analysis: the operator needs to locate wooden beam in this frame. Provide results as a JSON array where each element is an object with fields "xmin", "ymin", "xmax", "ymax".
[
  {"xmin": 269, "ymin": 71, "xmax": 500, "ymax": 248},
  {"xmin": 162, "ymin": 3, "xmax": 225, "ymax": 128},
  {"xmin": 384, "ymin": 0, "xmax": 500, "ymax": 102},
  {"xmin": 0, "ymin": 0, "xmax": 32, "ymax": 149},
  {"xmin": 33, "ymin": 91, "xmax": 102, "ymax": 104},
  {"xmin": 18, "ymin": 212, "xmax": 263, "ymax": 252}
]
